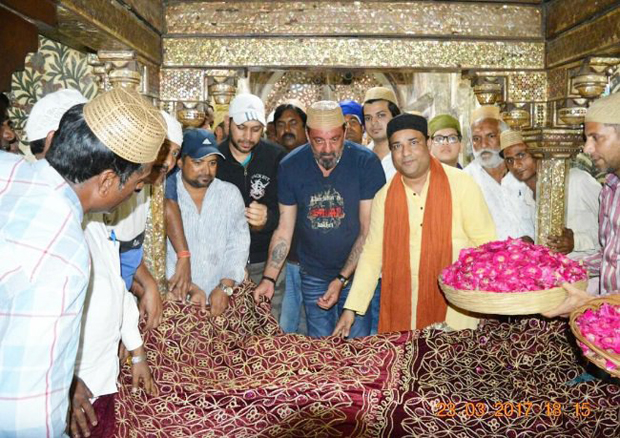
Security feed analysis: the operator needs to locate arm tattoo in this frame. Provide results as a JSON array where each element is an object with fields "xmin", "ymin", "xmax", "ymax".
[
  {"xmin": 342, "ymin": 236, "xmax": 365, "ymax": 274},
  {"xmin": 269, "ymin": 240, "xmax": 289, "ymax": 269}
]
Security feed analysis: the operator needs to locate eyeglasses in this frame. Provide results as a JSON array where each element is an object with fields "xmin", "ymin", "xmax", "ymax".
[
  {"xmin": 504, "ymin": 151, "xmax": 531, "ymax": 166},
  {"xmin": 432, "ymin": 134, "xmax": 461, "ymax": 144}
]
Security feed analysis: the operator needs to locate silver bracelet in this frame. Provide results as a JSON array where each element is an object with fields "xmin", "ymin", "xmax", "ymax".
[{"xmin": 131, "ymin": 354, "xmax": 146, "ymax": 365}]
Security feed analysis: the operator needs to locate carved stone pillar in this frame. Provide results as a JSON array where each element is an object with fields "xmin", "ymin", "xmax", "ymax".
[
  {"xmin": 529, "ymin": 57, "xmax": 619, "ymax": 244},
  {"xmin": 525, "ymin": 131, "xmax": 582, "ymax": 243},
  {"xmin": 89, "ymin": 50, "xmax": 168, "ymax": 297}
]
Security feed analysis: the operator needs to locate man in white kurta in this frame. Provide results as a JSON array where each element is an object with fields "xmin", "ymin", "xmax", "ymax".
[
  {"xmin": 71, "ymin": 214, "xmax": 156, "ymax": 436},
  {"xmin": 464, "ymin": 105, "xmax": 534, "ymax": 240},
  {"xmin": 500, "ymin": 130, "xmax": 601, "ymax": 260}
]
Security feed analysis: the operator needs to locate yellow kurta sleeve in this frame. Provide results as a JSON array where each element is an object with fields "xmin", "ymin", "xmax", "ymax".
[
  {"xmin": 343, "ymin": 185, "xmax": 387, "ymax": 315},
  {"xmin": 459, "ymin": 171, "xmax": 497, "ymax": 245},
  {"xmin": 444, "ymin": 168, "xmax": 498, "ymax": 330}
]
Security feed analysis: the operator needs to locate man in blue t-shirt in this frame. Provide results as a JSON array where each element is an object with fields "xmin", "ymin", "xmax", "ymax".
[{"xmin": 254, "ymin": 101, "xmax": 386, "ymax": 338}]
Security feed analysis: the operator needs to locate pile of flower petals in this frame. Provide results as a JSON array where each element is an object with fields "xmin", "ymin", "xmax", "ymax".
[
  {"xmin": 576, "ymin": 303, "xmax": 620, "ymax": 371},
  {"xmin": 441, "ymin": 238, "xmax": 587, "ymax": 292}
]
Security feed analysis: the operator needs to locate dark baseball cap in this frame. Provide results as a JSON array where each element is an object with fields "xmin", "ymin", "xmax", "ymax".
[{"xmin": 180, "ymin": 129, "xmax": 224, "ymax": 160}]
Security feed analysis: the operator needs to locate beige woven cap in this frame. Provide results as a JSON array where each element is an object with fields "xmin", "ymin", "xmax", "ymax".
[
  {"xmin": 363, "ymin": 87, "xmax": 398, "ymax": 106},
  {"xmin": 500, "ymin": 130, "xmax": 525, "ymax": 152},
  {"xmin": 471, "ymin": 105, "xmax": 501, "ymax": 124},
  {"xmin": 306, "ymin": 101, "xmax": 345, "ymax": 130},
  {"xmin": 84, "ymin": 87, "xmax": 166, "ymax": 164},
  {"xmin": 585, "ymin": 92, "xmax": 620, "ymax": 125}
]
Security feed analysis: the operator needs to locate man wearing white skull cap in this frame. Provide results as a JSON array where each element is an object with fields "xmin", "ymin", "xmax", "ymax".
[{"xmin": 25, "ymin": 88, "xmax": 88, "ymax": 159}]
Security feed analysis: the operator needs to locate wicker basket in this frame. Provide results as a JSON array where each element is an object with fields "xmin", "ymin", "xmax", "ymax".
[
  {"xmin": 569, "ymin": 295, "xmax": 620, "ymax": 378},
  {"xmin": 438, "ymin": 278, "xmax": 587, "ymax": 316}
]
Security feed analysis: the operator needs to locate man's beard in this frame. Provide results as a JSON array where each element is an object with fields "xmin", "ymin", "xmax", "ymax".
[
  {"xmin": 230, "ymin": 135, "xmax": 259, "ymax": 153},
  {"xmin": 473, "ymin": 148, "xmax": 503, "ymax": 169},
  {"xmin": 314, "ymin": 152, "xmax": 342, "ymax": 170},
  {"xmin": 184, "ymin": 175, "xmax": 213, "ymax": 188}
]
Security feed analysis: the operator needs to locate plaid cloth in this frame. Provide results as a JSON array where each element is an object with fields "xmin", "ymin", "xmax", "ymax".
[
  {"xmin": 584, "ymin": 173, "xmax": 620, "ymax": 295},
  {"xmin": 0, "ymin": 152, "xmax": 90, "ymax": 437}
]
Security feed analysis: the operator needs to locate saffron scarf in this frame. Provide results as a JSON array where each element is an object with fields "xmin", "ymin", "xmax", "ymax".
[{"xmin": 379, "ymin": 157, "xmax": 452, "ymax": 332}]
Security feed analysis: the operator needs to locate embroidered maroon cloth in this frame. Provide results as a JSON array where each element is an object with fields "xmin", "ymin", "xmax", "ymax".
[
  {"xmin": 111, "ymin": 282, "xmax": 620, "ymax": 437},
  {"xmin": 88, "ymin": 393, "xmax": 116, "ymax": 438}
]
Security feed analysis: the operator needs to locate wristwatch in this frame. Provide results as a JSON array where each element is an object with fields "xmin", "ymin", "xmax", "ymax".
[
  {"xmin": 336, "ymin": 274, "xmax": 350, "ymax": 288},
  {"xmin": 217, "ymin": 282, "xmax": 234, "ymax": 297}
]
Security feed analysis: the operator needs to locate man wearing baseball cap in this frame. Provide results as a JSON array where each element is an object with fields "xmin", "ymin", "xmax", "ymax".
[
  {"xmin": 0, "ymin": 87, "xmax": 166, "ymax": 436},
  {"xmin": 166, "ymin": 129, "xmax": 250, "ymax": 316},
  {"xmin": 166, "ymin": 93, "xmax": 287, "ymax": 320},
  {"xmin": 334, "ymin": 113, "xmax": 495, "ymax": 337},
  {"xmin": 254, "ymin": 101, "xmax": 385, "ymax": 338},
  {"xmin": 339, "ymin": 100, "xmax": 364, "ymax": 145}
]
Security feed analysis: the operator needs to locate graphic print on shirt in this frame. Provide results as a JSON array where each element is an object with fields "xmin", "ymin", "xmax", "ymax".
[
  {"xmin": 307, "ymin": 186, "xmax": 346, "ymax": 232},
  {"xmin": 249, "ymin": 173, "xmax": 270, "ymax": 200}
]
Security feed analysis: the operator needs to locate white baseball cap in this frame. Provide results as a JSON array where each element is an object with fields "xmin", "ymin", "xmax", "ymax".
[
  {"xmin": 160, "ymin": 110, "xmax": 183, "ymax": 146},
  {"xmin": 229, "ymin": 93, "xmax": 266, "ymax": 126},
  {"xmin": 26, "ymin": 88, "xmax": 88, "ymax": 141}
]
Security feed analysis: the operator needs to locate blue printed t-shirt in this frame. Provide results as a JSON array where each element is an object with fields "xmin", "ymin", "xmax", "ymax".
[{"xmin": 278, "ymin": 141, "xmax": 386, "ymax": 280}]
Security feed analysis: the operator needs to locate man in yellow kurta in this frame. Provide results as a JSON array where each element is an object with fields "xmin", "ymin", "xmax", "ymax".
[{"xmin": 334, "ymin": 113, "xmax": 496, "ymax": 336}]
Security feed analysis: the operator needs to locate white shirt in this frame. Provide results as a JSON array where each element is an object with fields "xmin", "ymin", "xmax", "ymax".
[
  {"xmin": 105, "ymin": 188, "xmax": 150, "ymax": 242},
  {"xmin": 504, "ymin": 167, "xmax": 601, "ymax": 260},
  {"xmin": 166, "ymin": 176, "xmax": 250, "ymax": 295},
  {"xmin": 464, "ymin": 159, "xmax": 535, "ymax": 240},
  {"xmin": 75, "ymin": 214, "xmax": 142, "ymax": 398},
  {"xmin": 367, "ymin": 140, "xmax": 396, "ymax": 182}
]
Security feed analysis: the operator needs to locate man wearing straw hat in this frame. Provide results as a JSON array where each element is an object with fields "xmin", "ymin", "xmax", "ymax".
[
  {"xmin": 0, "ymin": 87, "xmax": 166, "ymax": 436},
  {"xmin": 500, "ymin": 129, "xmax": 600, "ymax": 261},
  {"xmin": 105, "ymin": 110, "xmax": 184, "ymax": 331},
  {"xmin": 22, "ymin": 91, "xmax": 181, "ymax": 331},
  {"xmin": 546, "ymin": 92, "xmax": 620, "ymax": 318},
  {"xmin": 464, "ymin": 105, "xmax": 534, "ymax": 241},
  {"xmin": 363, "ymin": 86, "xmax": 402, "ymax": 181},
  {"xmin": 333, "ymin": 113, "xmax": 496, "ymax": 337},
  {"xmin": 254, "ymin": 101, "xmax": 385, "ymax": 338}
]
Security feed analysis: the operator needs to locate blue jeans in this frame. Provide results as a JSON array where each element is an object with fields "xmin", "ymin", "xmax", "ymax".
[
  {"xmin": 369, "ymin": 279, "xmax": 381, "ymax": 335},
  {"xmin": 301, "ymin": 270, "xmax": 371, "ymax": 338},
  {"xmin": 279, "ymin": 262, "xmax": 307, "ymax": 335}
]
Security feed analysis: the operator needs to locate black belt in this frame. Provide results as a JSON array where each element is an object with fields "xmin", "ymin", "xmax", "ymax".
[{"xmin": 118, "ymin": 231, "xmax": 145, "ymax": 253}]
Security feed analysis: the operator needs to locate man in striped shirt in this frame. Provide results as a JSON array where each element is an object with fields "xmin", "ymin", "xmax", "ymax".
[
  {"xmin": 0, "ymin": 88, "xmax": 166, "ymax": 436},
  {"xmin": 545, "ymin": 92, "xmax": 620, "ymax": 318},
  {"xmin": 165, "ymin": 129, "xmax": 250, "ymax": 315}
]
